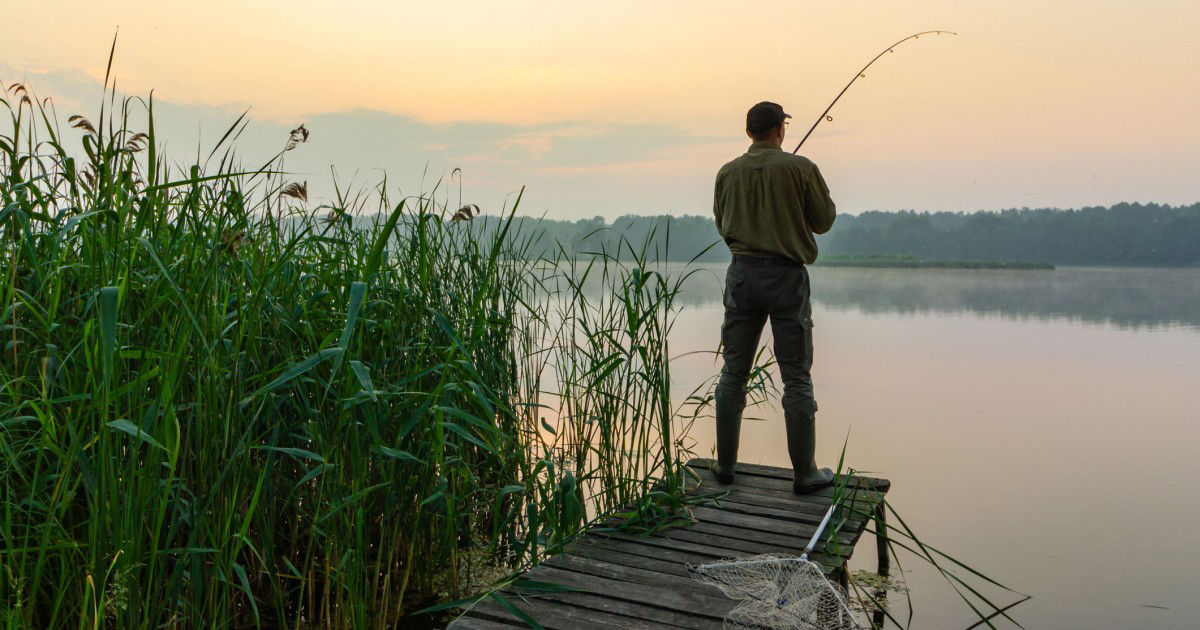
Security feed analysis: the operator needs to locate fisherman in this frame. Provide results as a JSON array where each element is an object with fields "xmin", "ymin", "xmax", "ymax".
[{"xmin": 711, "ymin": 101, "xmax": 837, "ymax": 494}]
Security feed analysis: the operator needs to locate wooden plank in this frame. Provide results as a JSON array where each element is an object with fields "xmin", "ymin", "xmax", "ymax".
[
  {"xmin": 587, "ymin": 531, "xmax": 840, "ymax": 572},
  {"xmin": 448, "ymin": 615, "xmax": 527, "ymax": 629},
  {"xmin": 495, "ymin": 588, "xmax": 714, "ymax": 630},
  {"xmin": 592, "ymin": 529, "xmax": 750, "ymax": 560},
  {"xmin": 704, "ymin": 486, "xmax": 881, "ymax": 515},
  {"xmin": 461, "ymin": 598, "xmax": 622, "ymax": 630},
  {"xmin": 696, "ymin": 481, "xmax": 883, "ymax": 514},
  {"xmin": 699, "ymin": 496, "xmax": 872, "ymax": 532},
  {"xmin": 569, "ymin": 534, "xmax": 845, "ymax": 576},
  {"xmin": 543, "ymin": 553, "xmax": 701, "ymax": 590},
  {"xmin": 587, "ymin": 529, "xmax": 844, "ymax": 573},
  {"xmin": 686, "ymin": 505, "xmax": 859, "ymax": 545},
  {"xmin": 689, "ymin": 465, "xmax": 886, "ymax": 502},
  {"xmin": 522, "ymin": 564, "xmax": 731, "ymax": 621},
  {"xmin": 619, "ymin": 526, "xmax": 779, "ymax": 556},
  {"xmin": 683, "ymin": 521, "xmax": 859, "ymax": 564},
  {"xmin": 539, "ymin": 554, "xmax": 741, "ymax": 619},
  {"xmin": 699, "ymin": 489, "xmax": 847, "ymax": 518},
  {"xmin": 687, "ymin": 458, "xmax": 890, "ymax": 491},
  {"xmin": 565, "ymin": 541, "xmax": 698, "ymax": 578},
  {"xmin": 601, "ymin": 525, "xmax": 830, "ymax": 562},
  {"xmin": 567, "ymin": 536, "xmax": 720, "ymax": 571},
  {"xmin": 703, "ymin": 492, "xmax": 883, "ymax": 532},
  {"xmin": 701, "ymin": 479, "xmax": 886, "ymax": 512},
  {"xmin": 691, "ymin": 487, "xmax": 883, "ymax": 525},
  {"xmin": 464, "ymin": 593, "xmax": 693, "ymax": 630},
  {"xmin": 600, "ymin": 510, "xmax": 859, "ymax": 549},
  {"xmin": 688, "ymin": 459, "xmax": 888, "ymax": 494},
  {"xmin": 690, "ymin": 458, "xmax": 794, "ymax": 480},
  {"xmin": 544, "ymin": 551, "xmax": 863, "ymax": 619},
  {"xmin": 676, "ymin": 523, "xmax": 854, "ymax": 556},
  {"xmin": 684, "ymin": 516, "xmax": 851, "ymax": 550},
  {"xmin": 690, "ymin": 502, "xmax": 835, "ymax": 530}
]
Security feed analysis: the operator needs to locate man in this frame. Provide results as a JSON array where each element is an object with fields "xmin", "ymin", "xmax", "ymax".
[{"xmin": 711, "ymin": 101, "xmax": 837, "ymax": 494}]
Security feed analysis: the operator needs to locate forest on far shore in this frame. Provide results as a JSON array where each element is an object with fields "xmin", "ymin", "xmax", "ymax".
[{"xmin": 467, "ymin": 202, "xmax": 1199, "ymax": 266}]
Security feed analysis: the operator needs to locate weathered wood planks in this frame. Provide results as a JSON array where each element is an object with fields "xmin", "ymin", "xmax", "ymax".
[{"xmin": 449, "ymin": 459, "xmax": 891, "ymax": 629}]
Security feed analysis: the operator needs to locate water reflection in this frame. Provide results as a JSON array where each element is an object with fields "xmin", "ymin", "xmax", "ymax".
[
  {"xmin": 670, "ymin": 265, "xmax": 1200, "ymax": 331},
  {"xmin": 661, "ymin": 263, "xmax": 1200, "ymax": 628}
]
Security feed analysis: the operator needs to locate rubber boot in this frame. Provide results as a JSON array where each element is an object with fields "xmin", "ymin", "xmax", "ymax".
[
  {"xmin": 713, "ymin": 417, "xmax": 740, "ymax": 484},
  {"xmin": 785, "ymin": 410, "xmax": 834, "ymax": 494},
  {"xmin": 713, "ymin": 389, "xmax": 744, "ymax": 484}
]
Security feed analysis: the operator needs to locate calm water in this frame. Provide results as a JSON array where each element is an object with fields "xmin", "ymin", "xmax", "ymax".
[{"xmin": 666, "ymin": 265, "xmax": 1200, "ymax": 629}]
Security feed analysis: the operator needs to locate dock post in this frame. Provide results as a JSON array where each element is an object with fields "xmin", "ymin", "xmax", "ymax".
[
  {"xmin": 874, "ymin": 503, "xmax": 890, "ymax": 577},
  {"xmin": 871, "ymin": 503, "xmax": 891, "ymax": 629}
]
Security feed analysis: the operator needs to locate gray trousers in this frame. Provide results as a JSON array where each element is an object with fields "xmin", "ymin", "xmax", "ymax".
[{"xmin": 716, "ymin": 261, "xmax": 817, "ymax": 424}]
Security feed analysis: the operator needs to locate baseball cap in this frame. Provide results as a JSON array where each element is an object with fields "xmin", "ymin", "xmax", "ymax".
[{"xmin": 746, "ymin": 101, "xmax": 791, "ymax": 135}]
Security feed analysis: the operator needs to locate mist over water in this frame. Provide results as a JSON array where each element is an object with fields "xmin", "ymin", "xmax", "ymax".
[
  {"xmin": 670, "ymin": 265, "xmax": 1200, "ymax": 330},
  {"xmin": 667, "ymin": 264, "xmax": 1200, "ymax": 629}
]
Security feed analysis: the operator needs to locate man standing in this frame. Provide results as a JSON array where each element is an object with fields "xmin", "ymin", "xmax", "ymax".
[{"xmin": 711, "ymin": 101, "xmax": 837, "ymax": 494}]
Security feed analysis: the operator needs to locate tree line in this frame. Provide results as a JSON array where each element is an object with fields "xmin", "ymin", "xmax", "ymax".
[{"xmin": 472, "ymin": 202, "xmax": 1199, "ymax": 266}]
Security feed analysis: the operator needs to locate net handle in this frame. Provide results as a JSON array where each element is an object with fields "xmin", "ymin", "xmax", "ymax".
[{"xmin": 800, "ymin": 498, "xmax": 839, "ymax": 561}]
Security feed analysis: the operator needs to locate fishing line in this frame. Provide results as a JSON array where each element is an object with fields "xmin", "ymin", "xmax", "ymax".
[{"xmin": 793, "ymin": 30, "xmax": 957, "ymax": 154}]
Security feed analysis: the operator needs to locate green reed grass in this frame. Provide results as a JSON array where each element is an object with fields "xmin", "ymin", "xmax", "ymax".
[{"xmin": 0, "ymin": 79, "xmax": 696, "ymax": 628}]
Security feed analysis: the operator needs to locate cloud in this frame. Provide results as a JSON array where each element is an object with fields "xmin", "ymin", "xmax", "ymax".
[{"xmin": 1, "ymin": 64, "xmax": 728, "ymax": 218}]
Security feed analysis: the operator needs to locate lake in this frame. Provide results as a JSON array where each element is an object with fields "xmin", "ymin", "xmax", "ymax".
[{"xmin": 666, "ymin": 264, "xmax": 1200, "ymax": 629}]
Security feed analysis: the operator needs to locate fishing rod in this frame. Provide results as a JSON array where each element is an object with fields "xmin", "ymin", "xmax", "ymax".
[{"xmin": 792, "ymin": 30, "xmax": 956, "ymax": 154}]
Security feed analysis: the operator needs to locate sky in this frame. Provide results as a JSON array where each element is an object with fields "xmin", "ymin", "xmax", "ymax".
[{"xmin": 3, "ymin": 0, "xmax": 1199, "ymax": 219}]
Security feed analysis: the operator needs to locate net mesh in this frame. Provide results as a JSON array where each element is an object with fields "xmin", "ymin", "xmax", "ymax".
[{"xmin": 689, "ymin": 554, "xmax": 862, "ymax": 630}]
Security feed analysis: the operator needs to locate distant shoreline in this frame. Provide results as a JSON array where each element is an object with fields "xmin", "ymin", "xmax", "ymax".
[{"xmin": 814, "ymin": 256, "xmax": 1054, "ymax": 270}]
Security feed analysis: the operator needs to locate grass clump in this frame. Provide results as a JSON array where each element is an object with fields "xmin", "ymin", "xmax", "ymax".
[{"xmin": 0, "ymin": 77, "xmax": 695, "ymax": 628}]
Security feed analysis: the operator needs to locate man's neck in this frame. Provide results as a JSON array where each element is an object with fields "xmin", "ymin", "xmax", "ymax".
[{"xmin": 749, "ymin": 139, "xmax": 783, "ymax": 151}]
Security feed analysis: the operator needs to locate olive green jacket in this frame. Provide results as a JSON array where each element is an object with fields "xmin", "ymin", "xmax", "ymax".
[{"xmin": 713, "ymin": 140, "xmax": 836, "ymax": 264}]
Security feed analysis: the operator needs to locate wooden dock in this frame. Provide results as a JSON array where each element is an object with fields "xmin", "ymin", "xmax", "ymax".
[{"xmin": 449, "ymin": 459, "xmax": 891, "ymax": 629}]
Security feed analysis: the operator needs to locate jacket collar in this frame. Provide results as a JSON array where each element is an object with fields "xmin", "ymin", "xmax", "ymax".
[{"xmin": 747, "ymin": 140, "xmax": 784, "ymax": 153}]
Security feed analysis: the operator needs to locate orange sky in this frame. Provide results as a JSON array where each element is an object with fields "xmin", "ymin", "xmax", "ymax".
[{"xmin": 4, "ymin": 1, "xmax": 1199, "ymax": 217}]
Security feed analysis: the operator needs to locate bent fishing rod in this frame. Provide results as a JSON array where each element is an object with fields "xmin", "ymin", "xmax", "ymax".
[{"xmin": 793, "ymin": 30, "xmax": 956, "ymax": 154}]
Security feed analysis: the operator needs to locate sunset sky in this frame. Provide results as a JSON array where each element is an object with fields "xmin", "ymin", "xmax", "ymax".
[{"xmin": 4, "ymin": 1, "xmax": 1198, "ymax": 218}]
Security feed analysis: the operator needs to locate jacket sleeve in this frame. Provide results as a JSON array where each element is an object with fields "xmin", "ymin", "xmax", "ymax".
[
  {"xmin": 802, "ymin": 162, "xmax": 836, "ymax": 235},
  {"xmin": 712, "ymin": 171, "xmax": 725, "ymax": 232}
]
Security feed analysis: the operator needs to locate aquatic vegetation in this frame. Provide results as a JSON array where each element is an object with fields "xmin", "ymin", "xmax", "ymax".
[{"xmin": 0, "ymin": 77, "xmax": 694, "ymax": 627}]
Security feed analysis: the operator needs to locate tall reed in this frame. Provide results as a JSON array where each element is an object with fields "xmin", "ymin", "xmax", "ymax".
[{"xmin": 0, "ymin": 79, "xmax": 693, "ymax": 628}]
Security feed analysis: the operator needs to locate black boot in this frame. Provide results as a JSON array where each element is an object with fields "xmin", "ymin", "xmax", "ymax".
[
  {"xmin": 714, "ymin": 417, "xmax": 740, "ymax": 484},
  {"xmin": 713, "ymin": 386, "xmax": 744, "ymax": 484},
  {"xmin": 785, "ymin": 410, "xmax": 834, "ymax": 494}
]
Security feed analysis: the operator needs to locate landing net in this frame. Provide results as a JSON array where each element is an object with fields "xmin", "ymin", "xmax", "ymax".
[{"xmin": 689, "ymin": 553, "xmax": 861, "ymax": 630}]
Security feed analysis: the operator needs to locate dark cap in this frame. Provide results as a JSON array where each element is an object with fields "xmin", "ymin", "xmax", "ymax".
[{"xmin": 746, "ymin": 101, "xmax": 791, "ymax": 135}]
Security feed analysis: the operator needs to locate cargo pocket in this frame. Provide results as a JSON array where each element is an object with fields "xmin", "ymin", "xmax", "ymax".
[
  {"xmin": 799, "ymin": 317, "xmax": 814, "ymax": 370},
  {"xmin": 723, "ymin": 266, "xmax": 747, "ymax": 310}
]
